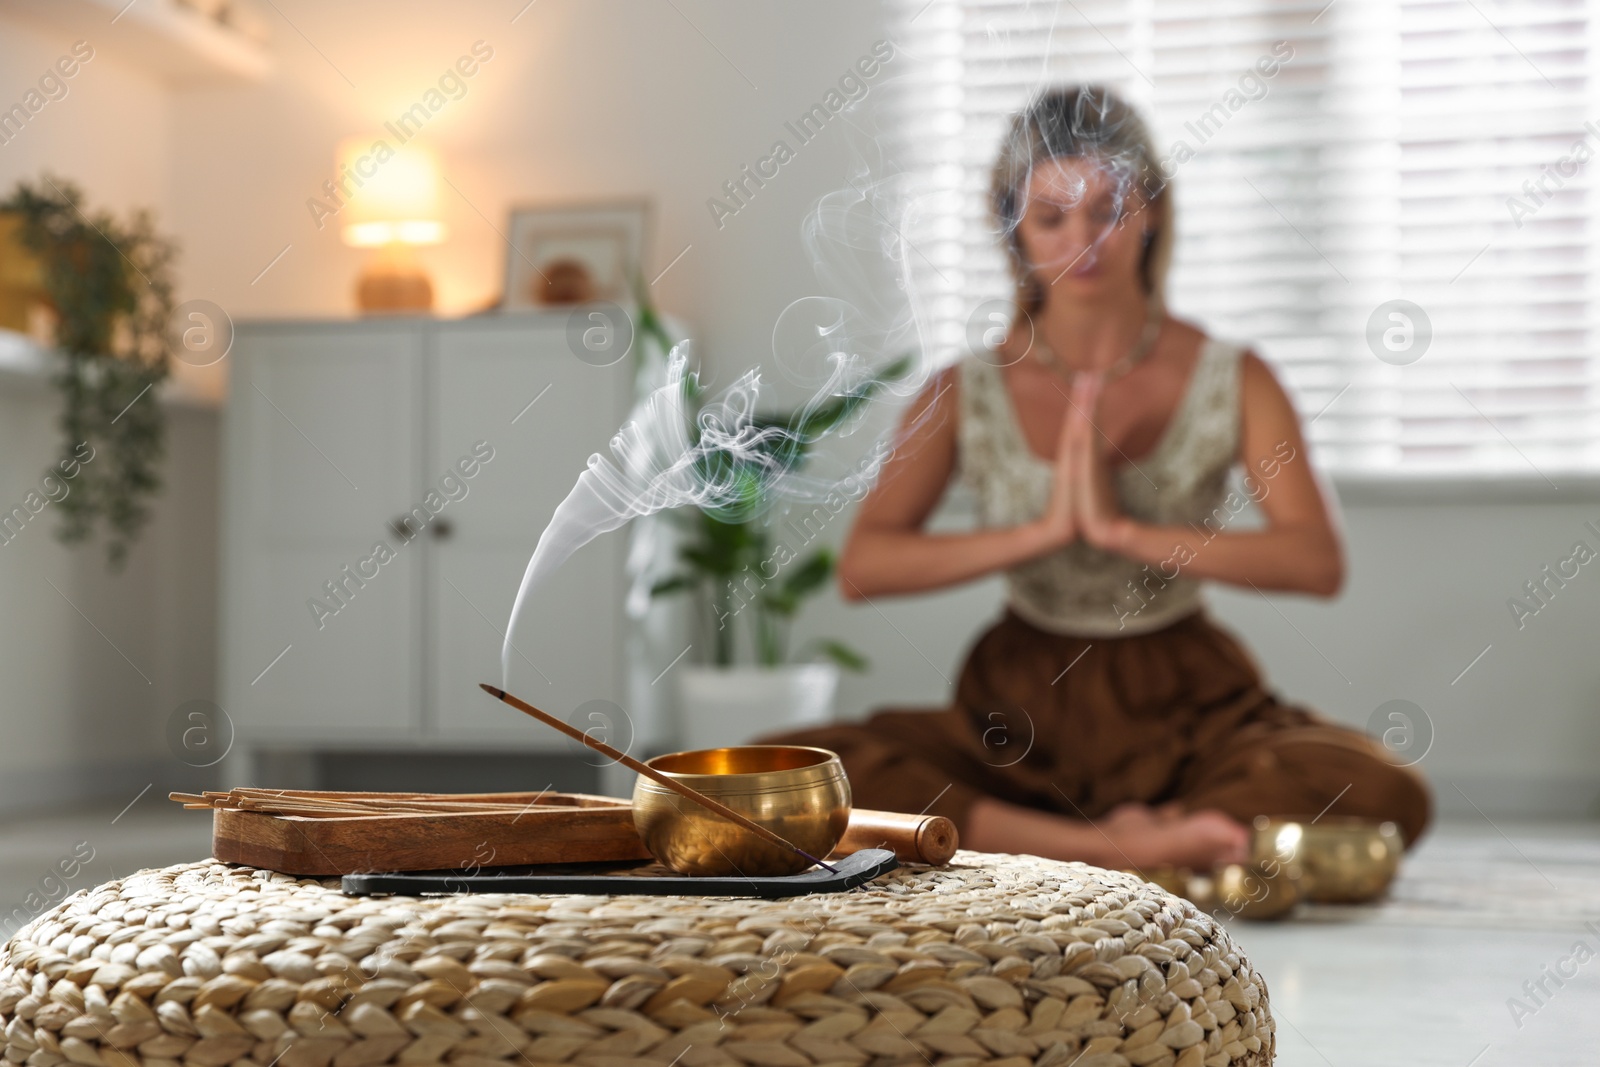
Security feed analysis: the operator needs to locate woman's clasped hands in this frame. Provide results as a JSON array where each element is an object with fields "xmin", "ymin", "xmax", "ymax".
[{"xmin": 1040, "ymin": 372, "xmax": 1134, "ymax": 554}]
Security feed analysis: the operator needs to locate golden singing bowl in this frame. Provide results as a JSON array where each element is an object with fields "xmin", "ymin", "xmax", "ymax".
[
  {"xmin": 1209, "ymin": 861, "xmax": 1302, "ymax": 921},
  {"xmin": 632, "ymin": 745, "xmax": 851, "ymax": 877},
  {"xmin": 1124, "ymin": 866, "xmax": 1192, "ymax": 898},
  {"xmin": 1251, "ymin": 815, "xmax": 1403, "ymax": 903}
]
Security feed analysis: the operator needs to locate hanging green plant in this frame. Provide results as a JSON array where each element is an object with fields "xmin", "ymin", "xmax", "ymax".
[{"xmin": 2, "ymin": 176, "xmax": 177, "ymax": 567}]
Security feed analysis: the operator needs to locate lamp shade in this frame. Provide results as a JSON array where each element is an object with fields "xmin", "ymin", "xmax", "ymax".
[{"xmin": 336, "ymin": 136, "xmax": 446, "ymax": 247}]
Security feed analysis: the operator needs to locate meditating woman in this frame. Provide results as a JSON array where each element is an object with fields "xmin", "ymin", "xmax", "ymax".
[{"xmin": 756, "ymin": 85, "xmax": 1432, "ymax": 871}]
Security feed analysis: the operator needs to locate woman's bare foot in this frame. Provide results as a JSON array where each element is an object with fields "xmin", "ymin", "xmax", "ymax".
[{"xmin": 964, "ymin": 796, "xmax": 1251, "ymax": 870}]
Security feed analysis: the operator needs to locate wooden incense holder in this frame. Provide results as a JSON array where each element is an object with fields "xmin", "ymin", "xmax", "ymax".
[{"xmin": 184, "ymin": 789, "xmax": 957, "ymax": 876}]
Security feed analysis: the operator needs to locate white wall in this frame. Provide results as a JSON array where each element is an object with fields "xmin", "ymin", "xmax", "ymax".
[{"xmin": 0, "ymin": 17, "xmax": 175, "ymax": 223}]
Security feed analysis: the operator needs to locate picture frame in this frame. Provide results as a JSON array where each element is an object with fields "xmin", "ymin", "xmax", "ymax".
[{"xmin": 502, "ymin": 199, "xmax": 651, "ymax": 310}]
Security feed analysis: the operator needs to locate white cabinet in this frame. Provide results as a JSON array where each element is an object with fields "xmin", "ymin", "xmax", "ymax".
[
  {"xmin": 426, "ymin": 320, "xmax": 627, "ymax": 736},
  {"xmin": 219, "ymin": 315, "xmax": 633, "ymax": 770}
]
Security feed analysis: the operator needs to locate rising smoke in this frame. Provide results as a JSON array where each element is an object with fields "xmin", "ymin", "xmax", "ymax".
[{"xmin": 501, "ymin": 341, "xmax": 906, "ymax": 686}]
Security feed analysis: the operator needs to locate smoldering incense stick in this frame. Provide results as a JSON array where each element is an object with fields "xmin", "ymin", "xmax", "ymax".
[{"xmin": 479, "ymin": 683, "xmax": 840, "ymax": 874}]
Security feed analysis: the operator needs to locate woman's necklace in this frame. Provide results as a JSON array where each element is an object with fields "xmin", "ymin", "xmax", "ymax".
[{"xmin": 1033, "ymin": 297, "xmax": 1164, "ymax": 382}]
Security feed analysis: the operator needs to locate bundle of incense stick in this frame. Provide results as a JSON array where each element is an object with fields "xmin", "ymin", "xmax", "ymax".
[{"xmin": 169, "ymin": 788, "xmax": 585, "ymax": 819}]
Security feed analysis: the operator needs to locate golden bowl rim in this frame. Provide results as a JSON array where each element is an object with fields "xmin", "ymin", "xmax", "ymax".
[
  {"xmin": 1252, "ymin": 815, "xmax": 1401, "ymax": 835},
  {"xmin": 641, "ymin": 744, "xmax": 843, "ymax": 780}
]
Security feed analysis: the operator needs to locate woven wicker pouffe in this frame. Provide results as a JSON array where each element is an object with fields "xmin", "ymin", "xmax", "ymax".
[{"xmin": 0, "ymin": 851, "xmax": 1273, "ymax": 1067}]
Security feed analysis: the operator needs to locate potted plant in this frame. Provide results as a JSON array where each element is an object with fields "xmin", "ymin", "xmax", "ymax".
[
  {"xmin": 649, "ymin": 360, "xmax": 907, "ymax": 750},
  {"xmin": 2, "ymin": 177, "xmax": 177, "ymax": 566}
]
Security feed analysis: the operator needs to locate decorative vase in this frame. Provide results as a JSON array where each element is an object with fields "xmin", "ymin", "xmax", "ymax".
[{"xmin": 674, "ymin": 663, "xmax": 841, "ymax": 751}]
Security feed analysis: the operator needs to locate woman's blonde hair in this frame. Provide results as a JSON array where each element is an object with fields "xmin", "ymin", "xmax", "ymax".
[{"xmin": 989, "ymin": 85, "xmax": 1173, "ymax": 315}]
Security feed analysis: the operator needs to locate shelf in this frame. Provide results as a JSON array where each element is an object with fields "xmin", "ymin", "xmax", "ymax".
[
  {"xmin": 0, "ymin": 0, "xmax": 271, "ymax": 85},
  {"xmin": 0, "ymin": 328, "xmax": 50, "ymax": 382},
  {"xmin": 0, "ymin": 328, "xmax": 222, "ymax": 408}
]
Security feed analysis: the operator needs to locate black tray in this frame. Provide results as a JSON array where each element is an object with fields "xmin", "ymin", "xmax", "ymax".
[{"xmin": 340, "ymin": 848, "xmax": 899, "ymax": 899}]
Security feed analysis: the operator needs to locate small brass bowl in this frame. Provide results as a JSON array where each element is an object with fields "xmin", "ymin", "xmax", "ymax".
[
  {"xmin": 1123, "ymin": 866, "xmax": 1193, "ymax": 899},
  {"xmin": 1251, "ymin": 815, "xmax": 1403, "ymax": 903},
  {"xmin": 1209, "ymin": 861, "xmax": 1303, "ymax": 921},
  {"xmin": 632, "ymin": 745, "xmax": 851, "ymax": 877}
]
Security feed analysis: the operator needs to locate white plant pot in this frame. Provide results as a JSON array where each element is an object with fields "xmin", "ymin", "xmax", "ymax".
[{"xmin": 674, "ymin": 663, "xmax": 841, "ymax": 752}]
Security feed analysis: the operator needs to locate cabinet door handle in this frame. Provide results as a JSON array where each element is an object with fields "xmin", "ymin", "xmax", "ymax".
[
  {"xmin": 390, "ymin": 517, "xmax": 418, "ymax": 541},
  {"xmin": 432, "ymin": 518, "xmax": 455, "ymax": 541}
]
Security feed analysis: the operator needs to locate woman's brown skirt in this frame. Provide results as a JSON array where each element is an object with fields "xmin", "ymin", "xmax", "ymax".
[{"xmin": 756, "ymin": 608, "xmax": 1432, "ymax": 846}]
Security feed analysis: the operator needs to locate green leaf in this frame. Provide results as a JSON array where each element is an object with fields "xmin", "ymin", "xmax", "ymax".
[
  {"xmin": 785, "ymin": 354, "xmax": 914, "ymax": 442},
  {"xmin": 758, "ymin": 549, "xmax": 836, "ymax": 619},
  {"xmin": 649, "ymin": 575, "xmax": 696, "ymax": 597},
  {"xmin": 679, "ymin": 545, "xmax": 736, "ymax": 578},
  {"xmin": 779, "ymin": 549, "xmax": 834, "ymax": 600},
  {"xmin": 700, "ymin": 510, "xmax": 757, "ymax": 555},
  {"xmin": 813, "ymin": 640, "xmax": 870, "ymax": 672},
  {"xmin": 760, "ymin": 591, "xmax": 799, "ymax": 618},
  {"xmin": 628, "ymin": 265, "xmax": 678, "ymax": 362}
]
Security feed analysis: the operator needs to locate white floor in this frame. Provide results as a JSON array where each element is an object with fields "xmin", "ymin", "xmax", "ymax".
[
  {"xmin": 1226, "ymin": 820, "xmax": 1600, "ymax": 1067},
  {"xmin": 0, "ymin": 791, "xmax": 211, "ymax": 939},
  {"xmin": 1240, "ymin": 922, "xmax": 1598, "ymax": 1066},
  {"xmin": 0, "ymin": 801, "xmax": 1594, "ymax": 1066}
]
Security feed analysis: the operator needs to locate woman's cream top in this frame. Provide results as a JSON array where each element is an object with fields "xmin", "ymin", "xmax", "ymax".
[{"xmin": 956, "ymin": 337, "xmax": 1244, "ymax": 637}]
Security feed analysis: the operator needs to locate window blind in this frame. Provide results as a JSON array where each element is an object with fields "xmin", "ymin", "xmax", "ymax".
[{"xmin": 889, "ymin": 0, "xmax": 1600, "ymax": 476}]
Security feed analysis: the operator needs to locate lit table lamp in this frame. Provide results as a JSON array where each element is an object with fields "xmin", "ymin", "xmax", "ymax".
[{"xmin": 337, "ymin": 137, "xmax": 446, "ymax": 314}]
